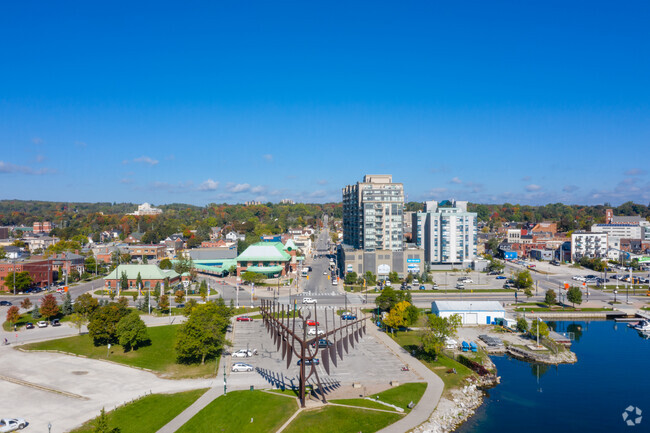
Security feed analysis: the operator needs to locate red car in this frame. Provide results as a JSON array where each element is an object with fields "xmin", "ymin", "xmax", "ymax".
[
  {"xmin": 306, "ymin": 320, "xmax": 320, "ymax": 326},
  {"xmin": 236, "ymin": 316, "xmax": 253, "ymax": 322}
]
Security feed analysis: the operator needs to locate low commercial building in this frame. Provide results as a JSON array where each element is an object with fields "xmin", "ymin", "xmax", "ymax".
[
  {"xmin": 338, "ymin": 244, "xmax": 425, "ymax": 278},
  {"xmin": 530, "ymin": 249, "xmax": 554, "ymax": 261},
  {"xmin": 104, "ymin": 264, "xmax": 180, "ymax": 291},
  {"xmin": 431, "ymin": 301, "xmax": 506, "ymax": 326},
  {"xmin": 126, "ymin": 245, "xmax": 166, "ymax": 261}
]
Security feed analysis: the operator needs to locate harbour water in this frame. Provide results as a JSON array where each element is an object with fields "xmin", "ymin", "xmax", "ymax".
[{"xmin": 456, "ymin": 320, "xmax": 650, "ymax": 433}]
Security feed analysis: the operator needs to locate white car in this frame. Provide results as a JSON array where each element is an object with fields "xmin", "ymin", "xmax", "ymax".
[
  {"xmin": 0, "ymin": 418, "xmax": 27, "ymax": 432},
  {"xmin": 231, "ymin": 362, "xmax": 254, "ymax": 372},
  {"xmin": 231, "ymin": 349, "xmax": 253, "ymax": 358},
  {"xmin": 303, "ymin": 297, "xmax": 317, "ymax": 304},
  {"xmin": 36, "ymin": 321, "xmax": 48, "ymax": 328},
  {"xmin": 307, "ymin": 328, "xmax": 325, "ymax": 336},
  {"xmin": 572, "ymin": 275, "xmax": 586, "ymax": 282}
]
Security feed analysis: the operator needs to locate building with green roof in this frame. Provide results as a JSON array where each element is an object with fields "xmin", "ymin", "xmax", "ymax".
[
  {"xmin": 104, "ymin": 264, "xmax": 180, "ymax": 291},
  {"xmin": 236, "ymin": 241, "xmax": 295, "ymax": 276}
]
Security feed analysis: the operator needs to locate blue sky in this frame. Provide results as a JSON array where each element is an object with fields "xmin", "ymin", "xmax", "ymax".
[{"xmin": 1, "ymin": 1, "xmax": 649, "ymax": 206}]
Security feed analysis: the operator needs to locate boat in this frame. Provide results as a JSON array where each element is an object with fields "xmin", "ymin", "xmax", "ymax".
[{"xmin": 629, "ymin": 320, "xmax": 650, "ymax": 331}]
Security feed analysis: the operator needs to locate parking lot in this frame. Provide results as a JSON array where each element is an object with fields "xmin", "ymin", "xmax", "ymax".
[{"xmin": 226, "ymin": 312, "xmax": 420, "ymax": 397}]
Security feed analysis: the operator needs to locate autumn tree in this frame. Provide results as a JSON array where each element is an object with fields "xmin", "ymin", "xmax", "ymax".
[
  {"xmin": 74, "ymin": 293, "xmax": 99, "ymax": 319},
  {"xmin": 158, "ymin": 294, "xmax": 170, "ymax": 312},
  {"xmin": 20, "ymin": 298, "xmax": 32, "ymax": 311},
  {"xmin": 175, "ymin": 290, "xmax": 185, "ymax": 304},
  {"xmin": 6, "ymin": 306, "xmax": 20, "ymax": 327},
  {"xmin": 40, "ymin": 294, "xmax": 60, "ymax": 320},
  {"xmin": 87, "ymin": 303, "xmax": 130, "ymax": 345}
]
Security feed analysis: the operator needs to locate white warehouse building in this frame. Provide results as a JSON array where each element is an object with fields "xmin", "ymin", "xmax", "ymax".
[{"xmin": 431, "ymin": 301, "xmax": 506, "ymax": 326}]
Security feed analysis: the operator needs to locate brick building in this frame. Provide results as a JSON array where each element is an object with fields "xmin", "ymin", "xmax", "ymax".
[
  {"xmin": 104, "ymin": 264, "xmax": 180, "ymax": 291},
  {"xmin": 0, "ymin": 259, "xmax": 53, "ymax": 291}
]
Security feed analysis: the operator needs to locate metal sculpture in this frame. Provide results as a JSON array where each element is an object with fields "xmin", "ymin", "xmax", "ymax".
[{"xmin": 260, "ymin": 299, "xmax": 367, "ymax": 407}]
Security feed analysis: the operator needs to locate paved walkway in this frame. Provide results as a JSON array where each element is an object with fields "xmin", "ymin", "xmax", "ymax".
[{"xmin": 368, "ymin": 325, "xmax": 444, "ymax": 433}]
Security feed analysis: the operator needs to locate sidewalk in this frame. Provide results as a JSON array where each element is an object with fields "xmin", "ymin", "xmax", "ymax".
[{"xmin": 369, "ymin": 324, "xmax": 444, "ymax": 433}]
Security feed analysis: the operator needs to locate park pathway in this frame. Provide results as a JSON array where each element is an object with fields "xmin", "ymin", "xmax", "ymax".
[{"xmin": 368, "ymin": 323, "xmax": 444, "ymax": 433}]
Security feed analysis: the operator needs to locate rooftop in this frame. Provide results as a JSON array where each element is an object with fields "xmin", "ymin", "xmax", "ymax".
[{"xmin": 432, "ymin": 301, "xmax": 505, "ymax": 312}]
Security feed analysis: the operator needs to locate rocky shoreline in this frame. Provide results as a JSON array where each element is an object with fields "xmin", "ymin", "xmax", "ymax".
[{"xmin": 412, "ymin": 375, "xmax": 498, "ymax": 433}]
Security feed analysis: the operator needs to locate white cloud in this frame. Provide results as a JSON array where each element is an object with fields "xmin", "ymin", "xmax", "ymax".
[
  {"xmin": 624, "ymin": 168, "xmax": 646, "ymax": 176},
  {"xmin": 199, "ymin": 179, "xmax": 220, "ymax": 191},
  {"xmin": 227, "ymin": 183, "xmax": 251, "ymax": 193},
  {"xmin": 262, "ymin": 154, "xmax": 273, "ymax": 161},
  {"xmin": 525, "ymin": 184, "xmax": 542, "ymax": 192},
  {"xmin": 132, "ymin": 156, "xmax": 159, "ymax": 166},
  {"xmin": 0, "ymin": 161, "xmax": 54, "ymax": 175},
  {"xmin": 449, "ymin": 177, "xmax": 462, "ymax": 184},
  {"xmin": 251, "ymin": 185, "xmax": 266, "ymax": 194}
]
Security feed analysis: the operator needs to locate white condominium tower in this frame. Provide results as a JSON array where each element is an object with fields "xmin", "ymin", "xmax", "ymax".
[{"xmin": 342, "ymin": 175, "xmax": 404, "ymax": 251}]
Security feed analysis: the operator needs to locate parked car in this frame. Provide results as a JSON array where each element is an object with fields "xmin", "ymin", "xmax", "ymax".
[
  {"xmin": 0, "ymin": 301, "xmax": 12, "ymax": 306},
  {"xmin": 297, "ymin": 358, "xmax": 320, "ymax": 366},
  {"xmin": 51, "ymin": 319, "xmax": 61, "ymax": 327},
  {"xmin": 307, "ymin": 328, "xmax": 325, "ymax": 336},
  {"xmin": 25, "ymin": 323, "xmax": 34, "ymax": 329},
  {"xmin": 302, "ymin": 297, "xmax": 317, "ymax": 304},
  {"xmin": 236, "ymin": 316, "xmax": 253, "ymax": 322},
  {"xmin": 495, "ymin": 275, "xmax": 506, "ymax": 280},
  {"xmin": 455, "ymin": 283, "xmax": 465, "ymax": 290},
  {"xmin": 231, "ymin": 363, "xmax": 254, "ymax": 372},
  {"xmin": 419, "ymin": 285, "xmax": 426, "ymax": 290},
  {"xmin": 550, "ymin": 260, "xmax": 561, "ymax": 266},
  {"xmin": 231, "ymin": 349, "xmax": 253, "ymax": 358},
  {"xmin": 306, "ymin": 320, "xmax": 319, "ymax": 326},
  {"xmin": 311, "ymin": 339, "xmax": 333, "ymax": 348},
  {"xmin": 0, "ymin": 418, "xmax": 27, "ymax": 432},
  {"xmin": 503, "ymin": 283, "xmax": 515, "ymax": 289},
  {"xmin": 36, "ymin": 321, "xmax": 48, "ymax": 328},
  {"xmin": 341, "ymin": 313, "xmax": 357, "ymax": 320}
]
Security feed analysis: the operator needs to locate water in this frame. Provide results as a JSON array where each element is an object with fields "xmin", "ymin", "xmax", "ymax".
[{"xmin": 456, "ymin": 321, "xmax": 650, "ymax": 433}]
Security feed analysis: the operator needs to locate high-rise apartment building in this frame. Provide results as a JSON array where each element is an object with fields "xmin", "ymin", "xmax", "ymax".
[
  {"xmin": 342, "ymin": 175, "xmax": 404, "ymax": 251},
  {"xmin": 420, "ymin": 200, "xmax": 478, "ymax": 266}
]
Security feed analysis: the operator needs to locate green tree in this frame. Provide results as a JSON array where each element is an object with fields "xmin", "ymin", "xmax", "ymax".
[
  {"xmin": 375, "ymin": 287, "xmax": 400, "ymax": 311},
  {"xmin": 567, "ymin": 286, "xmax": 583, "ymax": 307},
  {"xmin": 3, "ymin": 271, "xmax": 33, "ymax": 293},
  {"xmin": 74, "ymin": 293, "xmax": 99, "ymax": 319},
  {"xmin": 364, "ymin": 271, "xmax": 377, "ymax": 287},
  {"xmin": 40, "ymin": 294, "xmax": 60, "ymax": 320},
  {"xmin": 529, "ymin": 319, "xmax": 550, "ymax": 339},
  {"xmin": 388, "ymin": 271, "xmax": 400, "ymax": 284},
  {"xmin": 241, "ymin": 271, "xmax": 265, "ymax": 285},
  {"xmin": 0, "ymin": 246, "xmax": 6, "ymax": 260},
  {"xmin": 87, "ymin": 303, "xmax": 129, "ymax": 345},
  {"xmin": 421, "ymin": 314, "xmax": 462, "ymax": 358},
  {"xmin": 175, "ymin": 302, "xmax": 231, "ymax": 364},
  {"xmin": 61, "ymin": 292, "xmax": 74, "ymax": 315},
  {"xmin": 199, "ymin": 280, "xmax": 208, "ymax": 302},
  {"xmin": 344, "ymin": 271, "xmax": 358, "ymax": 285},
  {"xmin": 173, "ymin": 256, "xmax": 194, "ymax": 275},
  {"xmin": 153, "ymin": 282, "xmax": 161, "ymax": 303},
  {"xmin": 120, "ymin": 271, "xmax": 128, "ymax": 293},
  {"xmin": 183, "ymin": 298, "xmax": 198, "ymax": 316},
  {"xmin": 159, "ymin": 258, "xmax": 172, "ymax": 269},
  {"xmin": 487, "ymin": 258, "xmax": 505, "ymax": 273},
  {"xmin": 116, "ymin": 311, "xmax": 150, "ymax": 351},
  {"xmin": 70, "ymin": 312, "xmax": 87, "ymax": 334},
  {"xmin": 31, "ymin": 307, "xmax": 41, "ymax": 319},
  {"xmin": 516, "ymin": 317, "xmax": 529, "ymax": 333},
  {"xmin": 93, "ymin": 407, "xmax": 121, "ymax": 433},
  {"xmin": 135, "ymin": 272, "xmax": 143, "ymax": 291},
  {"xmin": 514, "ymin": 269, "xmax": 533, "ymax": 290},
  {"xmin": 405, "ymin": 304, "xmax": 420, "ymax": 326},
  {"xmin": 545, "ymin": 289, "xmax": 557, "ymax": 306}
]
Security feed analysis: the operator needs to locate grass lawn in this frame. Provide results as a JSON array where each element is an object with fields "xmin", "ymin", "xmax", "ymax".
[
  {"xmin": 93, "ymin": 290, "xmax": 139, "ymax": 296},
  {"xmin": 3, "ymin": 312, "xmax": 34, "ymax": 331},
  {"xmin": 332, "ymin": 382, "xmax": 426, "ymax": 413},
  {"xmin": 232, "ymin": 306, "xmax": 260, "ymax": 315},
  {"xmin": 21, "ymin": 324, "xmax": 218, "ymax": 379},
  {"xmin": 283, "ymin": 405, "xmax": 401, "ymax": 433},
  {"xmin": 391, "ymin": 331, "xmax": 475, "ymax": 395},
  {"xmin": 70, "ymin": 388, "xmax": 207, "ymax": 433},
  {"xmin": 177, "ymin": 390, "xmax": 297, "ymax": 433}
]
